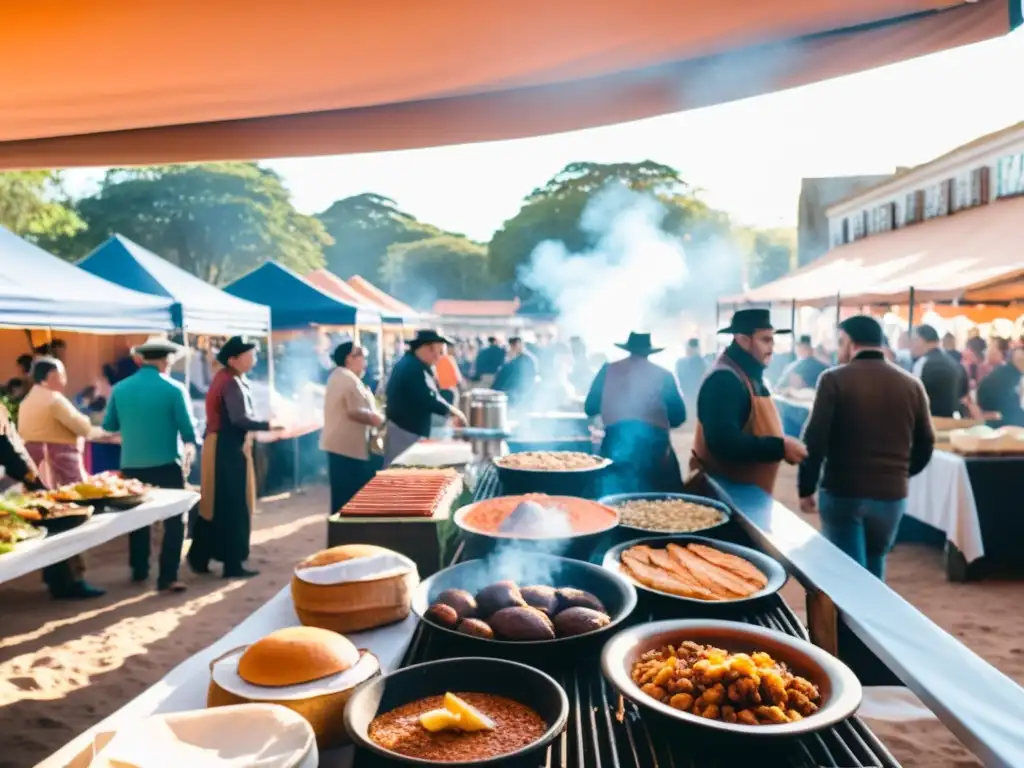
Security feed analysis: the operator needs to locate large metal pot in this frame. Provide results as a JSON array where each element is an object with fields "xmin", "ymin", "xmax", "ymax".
[{"xmin": 459, "ymin": 388, "xmax": 508, "ymax": 431}]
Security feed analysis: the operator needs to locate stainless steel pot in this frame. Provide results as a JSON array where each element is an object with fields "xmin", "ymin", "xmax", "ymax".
[{"xmin": 459, "ymin": 388, "xmax": 508, "ymax": 431}]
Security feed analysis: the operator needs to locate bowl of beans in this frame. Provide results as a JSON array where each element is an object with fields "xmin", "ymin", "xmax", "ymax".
[
  {"xmin": 494, "ymin": 451, "xmax": 612, "ymax": 499},
  {"xmin": 599, "ymin": 493, "xmax": 731, "ymax": 536}
]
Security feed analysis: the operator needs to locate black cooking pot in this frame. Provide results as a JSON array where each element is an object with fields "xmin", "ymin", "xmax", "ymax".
[
  {"xmin": 345, "ymin": 657, "xmax": 569, "ymax": 767},
  {"xmin": 494, "ymin": 455, "xmax": 612, "ymax": 499},
  {"xmin": 412, "ymin": 553, "xmax": 637, "ymax": 661}
]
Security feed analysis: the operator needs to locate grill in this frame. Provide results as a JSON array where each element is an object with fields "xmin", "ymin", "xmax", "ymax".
[{"xmin": 353, "ymin": 465, "xmax": 901, "ymax": 767}]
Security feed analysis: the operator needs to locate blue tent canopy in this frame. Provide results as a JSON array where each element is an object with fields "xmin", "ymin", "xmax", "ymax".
[
  {"xmin": 78, "ymin": 235, "xmax": 271, "ymax": 337},
  {"xmin": 0, "ymin": 226, "xmax": 173, "ymax": 332},
  {"xmin": 224, "ymin": 261, "xmax": 382, "ymax": 330}
]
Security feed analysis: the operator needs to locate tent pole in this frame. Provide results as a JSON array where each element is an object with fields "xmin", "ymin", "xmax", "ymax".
[
  {"xmin": 267, "ymin": 329, "xmax": 276, "ymax": 409},
  {"xmin": 183, "ymin": 331, "xmax": 192, "ymax": 396},
  {"xmin": 834, "ymin": 292, "xmax": 841, "ymax": 349},
  {"xmin": 790, "ymin": 300, "xmax": 797, "ymax": 336},
  {"xmin": 907, "ymin": 287, "xmax": 916, "ymax": 333}
]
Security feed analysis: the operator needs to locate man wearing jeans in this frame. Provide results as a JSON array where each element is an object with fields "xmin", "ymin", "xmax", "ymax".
[
  {"xmin": 103, "ymin": 337, "xmax": 198, "ymax": 592},
  {"xmin": 798, "ymin": 316, "xmax": 934, "ymax": 580}
]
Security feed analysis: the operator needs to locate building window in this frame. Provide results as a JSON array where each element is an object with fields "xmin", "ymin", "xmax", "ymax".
[{"xmin": 842, "ymin": 218, "xmax": 850, "ymax": 244}]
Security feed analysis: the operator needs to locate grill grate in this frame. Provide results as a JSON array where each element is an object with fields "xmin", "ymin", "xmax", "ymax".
[{"xmin": 354, "ymin": 465, "xmax": 901, "ymax": 767}]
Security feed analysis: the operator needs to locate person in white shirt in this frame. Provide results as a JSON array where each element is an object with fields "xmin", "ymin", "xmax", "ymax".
[{"xmin": 320, "ymin": 342, "xmax": 384, "ymax": 513}]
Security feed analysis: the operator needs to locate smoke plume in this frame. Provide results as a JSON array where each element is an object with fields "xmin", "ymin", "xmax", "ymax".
[{"xmin": 518, "ymin": 183, "xmax": 691, "ymax": 356}]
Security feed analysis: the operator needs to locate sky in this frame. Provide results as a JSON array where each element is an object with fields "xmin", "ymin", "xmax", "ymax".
[{"xmin": 64, "ymin": 27, "xmax": 1024, "ymax": 242}]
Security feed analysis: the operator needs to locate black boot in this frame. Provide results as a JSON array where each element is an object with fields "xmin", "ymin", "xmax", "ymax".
[
  {"xmin": 222, "ymin": 564, "xmax": 260, "ymax": 579},
  {"xmin": 50, "ymin": 580, "xmax": 106, "ymax": 600}
]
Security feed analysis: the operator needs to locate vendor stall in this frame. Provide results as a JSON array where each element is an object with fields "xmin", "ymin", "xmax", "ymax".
[
  {"xmin": 771, "ymin": 391, "xmax": 1018, "ymax": 582},
  {"xmin": 0, "ymin": 226, "xmax": 173, "ymax": 333},
  {"xmin": 224, "ymin": 263, "xmax": 383, "ymax": 494},
  {"xmin": 78, "ymin": 234, "xmax": 270, "ymax": 338},
  {"xmin": 0, "ymin": 489, "xmax": 197, "ymax": 585},
  {"xmin": 36, "ymin": 465, "xmax": 1024, "ymax": 768}
]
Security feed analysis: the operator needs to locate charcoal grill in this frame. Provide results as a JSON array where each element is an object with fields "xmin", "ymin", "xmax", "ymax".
[{"xmin": 350, "ymin": 464, "xmax": 901, "ymax": 768}]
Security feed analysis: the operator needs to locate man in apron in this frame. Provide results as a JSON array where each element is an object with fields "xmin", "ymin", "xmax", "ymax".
[
  {"xmin": 584, "ymin": 332, "xmax": 686, "ymax": 494},
  {"xmin": 382, "ymin": 330, "xmax": 468, "ymax": 467},
  {"xmin": 690, "ymin": 309, "xmax": 807, "ymax": 494}
]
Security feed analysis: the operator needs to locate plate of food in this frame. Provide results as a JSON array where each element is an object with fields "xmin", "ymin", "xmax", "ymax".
[
  {"xmin": 0, "ymin": 508, "xmax": 46, "ymax": 554},
  {"xmin": 6, "ymin": 495, "xmax": 94, "ymax": 533},
  {"xmin": 413, "ymin": 554, "xmax": 637, "ymax": 656},
  {"xmin": 344, "ymin": 657, "xmax": 569, "ymax": 766},
  {"xmin": 601, "ymin": 619, "xmax": 862, "ymax": 737},
  {"xmin": 602, "ymin": 535, "xmax": 787, "ymax": 606},
  {"xmin": 599, "ymin": 492, "xmax": 731, "ymax": 535},
  {"xmin": 493, "ymin": 451, "xmax": 612, "ymax": 497},
  {"xmin": 48, "ymin": 472, "xmax": 151, "ymax": 510}
]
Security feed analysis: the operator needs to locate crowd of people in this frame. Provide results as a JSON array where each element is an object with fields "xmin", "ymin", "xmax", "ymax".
[
  {"xmin": 0, "ymin": 335, "xmax": 280, "ymax": 600},
  {"xmin": 11, "ymin": 310, "xmax": 1019, "ymax": 602}
]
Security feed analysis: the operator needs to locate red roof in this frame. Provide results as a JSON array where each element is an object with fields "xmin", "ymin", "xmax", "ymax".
[
  {"xmin": 306, "ymin": 269, "xmax": 381, "ymax": 307},
  {"xmin": 347, "ymin": 275, "xmax": 420, "ymax": 319},
  {"xmin": 432, "ymin": 299, "xmax": 520, "ymax": 317}
]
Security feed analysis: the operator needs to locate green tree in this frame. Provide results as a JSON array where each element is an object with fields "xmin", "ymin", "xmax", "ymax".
[
  {"xmin": 736, "ymin": 227, "xmax": 796, "ymax": 288},
  {"xmin": 488, "ymin": 161, "xmax": 731, "ymax": 286},
  {"xmin": 53, "ymin": 163, "xmax": 330, "ymax": 284},
  {"xmin": 382, "ymin": 235, "xmax": 492, "ymax": 307},
  {"xmin": 316, "ymin": 193, "xmax": 443, "ymax": 281},
  {"xmin": 0, "ymin": 171, "xmax": 84, "ymax": 242}
]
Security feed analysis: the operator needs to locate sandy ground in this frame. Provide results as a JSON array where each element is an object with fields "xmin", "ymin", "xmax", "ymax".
[{"xmin": 1, "ymin": 455, "xmax": 1022, "ymax": 767}]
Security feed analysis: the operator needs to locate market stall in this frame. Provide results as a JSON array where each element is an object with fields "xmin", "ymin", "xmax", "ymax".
[
  {"xmin": 35, "ymin": 463, "xmax": 1024, "ymax": 768},
  {"xmin": 0, "ymin": 489, "xmax": 197, "ymax": 585},
  {"xmin": 0, "ymin": 226, "xmax": 174, "ymax": 334},
  {"xmin": 78, "ymin": 234, "xmax": 271, "ymax": 338},
  {"xmin": 224, "ymin": 262, "xmax": 383, "ymax": 494}
]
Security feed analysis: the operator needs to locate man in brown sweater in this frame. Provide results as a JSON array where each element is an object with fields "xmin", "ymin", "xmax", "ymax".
[{"xmin": 798, "ymin": 315, "xmax": 934, "ymax": 580}]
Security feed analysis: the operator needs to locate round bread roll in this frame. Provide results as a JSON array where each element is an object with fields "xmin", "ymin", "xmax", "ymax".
[
  {"xmin": 291, "ymin": 544, "xmax": 418, "ymax": 634},
  {"xmin": 295, "ymin": 543, "xmax": 393, "ymax": 570},
  {"xmin": 237, "ymin": 627, "xmax": 357, "ymax": 687}
]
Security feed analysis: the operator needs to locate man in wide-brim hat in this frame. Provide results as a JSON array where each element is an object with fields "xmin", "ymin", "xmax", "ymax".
[
  {"xmin": 190, "ymin": 336, "xmax": 278, "ymax": 579},
  {"xmin": 382, "ymin": 329, "xmax": 468, "ymax": 467},
  {"xmin": 584, "ymin": 332, "xmax": 687, "ymax": 494},
  {"xmin": 689, "ymin": 309, "xmax": 807, "ymax": 494},
  {"xmin": 103, "ymin": 335, "xmax": 197, "ymax": 592}
]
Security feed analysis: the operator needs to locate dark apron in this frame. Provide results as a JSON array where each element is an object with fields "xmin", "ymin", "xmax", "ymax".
[{"xmin": 600, "ymin": 421, "xmax": 683, "ymax": 496}]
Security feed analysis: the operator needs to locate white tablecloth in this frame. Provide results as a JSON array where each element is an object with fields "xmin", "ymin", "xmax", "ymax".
[
  {"xmin": 0, "ymin": 489, "xmax": 199, "ymax": 585},
  {"xmin": 393, "ymin": 440, "xmax": 472, "ymax": 467},
  {"xmin": 906, "ymin": 450, "xmax": 984, "ymax": 563},
  {"xmin": 38, "ymin": 585, "xmax": 419, "ymax": 768}
]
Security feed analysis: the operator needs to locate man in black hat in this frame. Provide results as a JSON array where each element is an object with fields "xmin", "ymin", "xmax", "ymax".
[
  {"xmin": 799, "ymin": 315, "xmax": 934, "ymax": 580},
  {"xmin": 776, "ymin": 334, "xmax": 829, "ymax": 391},
  {"xmin": 691, "ymin": 309, "xmax": 807, "ymax": 494},
  {"xmin": 191, "ymin": 336, "xmax": 278, "ymax": 579},
  {"xmin": 383, "ymin": 330, "xmax": 468, "ymax": 466},
  {"xmin": 584, "ymin": 332, "xmax": 686, "ymax": 494}
]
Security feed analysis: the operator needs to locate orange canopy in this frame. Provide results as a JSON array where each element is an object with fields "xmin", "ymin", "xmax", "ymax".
[
  {"xmin": 346, "ymin": 276, "xmax": 421, "ymax": 323},
  {"xmin": 0, "ymin": 0, "xmax": 1015, "ymax": 168},
  {"xmin": 305, "ymin": 269, "xmax": 395, "ymax": 324},
  {"xmin": 723, "ymin": 196, "xmax": 1024, "ymax": 308}
]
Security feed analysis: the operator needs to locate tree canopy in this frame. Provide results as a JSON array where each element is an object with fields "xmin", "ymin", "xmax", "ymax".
[
  {"xmin": 0, "ymin": 171, "xmax": 83, "ymax": 242},
  {"xmin": 382, "ymin": 235, "xmax": 490, "ymax": 308},
  {"xmin": 316, "ymin": 193, "xmax": 443, "ymax": 281},
  {"xmin": 54, "ymin": 163, "xmax": 330, "ymax": 284},
  {"xmin": 736, "ymin": 226, "xmax": 797, "ymax": 288}
]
